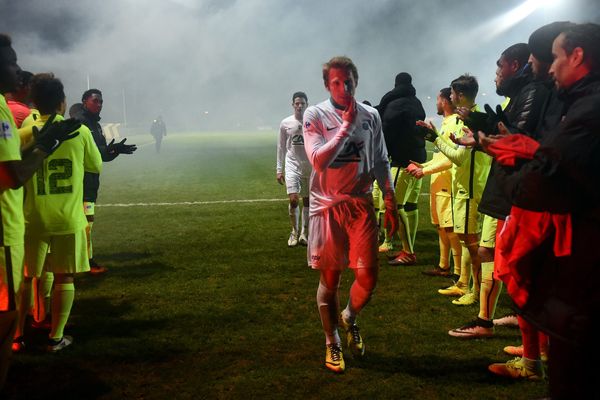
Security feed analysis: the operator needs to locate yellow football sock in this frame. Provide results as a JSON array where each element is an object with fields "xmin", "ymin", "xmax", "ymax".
[
  {"xmin": 478, "ymin": 261, "xmax": 502, "ymax": 320},
  {"xmin": 437, "ymin": 227, "xmax": 450, "ymax": 269},
  {"xmin": 50, "ymin": 283, "xmax": 75, "ymax": 340},
  {"xmin": 458, "ymin": 242, "xmax": 472, "ymax": 288},
  {"xmin": 448, "ymin": 231, "xmax": 462, "ymax": 276},
  {"xmin": 15, "ymin": 278, "xmax": 32, "ymax": 338}
]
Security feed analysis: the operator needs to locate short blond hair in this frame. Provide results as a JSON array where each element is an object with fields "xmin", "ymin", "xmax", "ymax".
[{"xmin": 322, "ymin": 56, "xmax": 359, "ymax": 86}]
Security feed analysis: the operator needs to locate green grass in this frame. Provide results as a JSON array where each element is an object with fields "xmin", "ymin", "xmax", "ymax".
[{"xmin": 3, "ymin": 132, "xmax": 548, "ymax": 399}]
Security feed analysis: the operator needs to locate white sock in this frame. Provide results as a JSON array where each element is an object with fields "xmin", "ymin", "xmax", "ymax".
[
  {"xmin": 317, "ymin": 282, "xmax": 340, "ymax": 345},
  {"xmin": 343, "ymin": 281, "xmax": 373, "ymax": 325},
  {"xmin": 289, "ymin": 204, "xmax": 299, "ymax": 236}
]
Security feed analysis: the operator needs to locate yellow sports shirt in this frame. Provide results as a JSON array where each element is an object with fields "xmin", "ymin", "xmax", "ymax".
[
  {"xmin": 24, "ymin": 114, "xmax": 102, "ymax": 235},
  {"xmin": 0, "ymin": 94, "xmax": 24, "ymax": 246}
]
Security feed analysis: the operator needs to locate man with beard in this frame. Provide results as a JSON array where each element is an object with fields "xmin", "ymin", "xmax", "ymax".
[
  {"xmin": 484, "ymin": 22, "xmax": 600, "ymax": 397},
  {"xmin": 447, "ymin": 43, "xmax": 549, "ymax": 333}
]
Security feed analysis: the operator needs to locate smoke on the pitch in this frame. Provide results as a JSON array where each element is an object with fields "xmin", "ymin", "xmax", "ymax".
[{"xmin": 5, "ymin": 0, "xmax": 599, "ymax": 131}]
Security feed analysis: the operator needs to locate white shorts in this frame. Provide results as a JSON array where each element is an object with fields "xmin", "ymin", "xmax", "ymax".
[
  {"xmin": 308, "ymin": 198, "xmax": 378, "ymax": 270},
  {"xmin": 285, "ymin": 169, "xmax": 310, "ymax": 197}
]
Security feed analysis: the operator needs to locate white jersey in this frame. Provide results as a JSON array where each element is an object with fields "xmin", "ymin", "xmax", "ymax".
[
  {"xmin": 303, "ymin": 99, "xmax": 394, "ymax": 216},
  {"xmin": 276, "ymin": 115, "xmax": 310, "ymax": 176}
]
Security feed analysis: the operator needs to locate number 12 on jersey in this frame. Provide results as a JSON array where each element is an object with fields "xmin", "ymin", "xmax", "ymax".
[{"xmin": 36, "ymin": 158, "xmax": 73, "ymax": 195}]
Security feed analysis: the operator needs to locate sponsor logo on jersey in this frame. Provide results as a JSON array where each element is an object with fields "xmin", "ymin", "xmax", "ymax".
[
  {"xmin": 291, "ymin": 134, "xmax": 304, "ymax": 145},
  {"xmin": 0, "ymin": 121, "xmax": 13, "ymax": 139},
  {"xmin": 334, "ymin": 141, "xmax": 363, "ymax": 163}
]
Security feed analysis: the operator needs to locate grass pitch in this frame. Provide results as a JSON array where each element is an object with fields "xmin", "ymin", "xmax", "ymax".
[{"xmin": 4, "ymin": 132, "xmax": 548, "ymax": 399}]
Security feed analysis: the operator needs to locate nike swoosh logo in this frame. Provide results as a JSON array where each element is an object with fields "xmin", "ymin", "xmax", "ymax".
[{"xmin": 326, "ymin": 126, "xmax": 336, "ymax": 131}]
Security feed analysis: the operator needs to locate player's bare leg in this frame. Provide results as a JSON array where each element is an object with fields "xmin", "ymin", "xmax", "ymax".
[{"xmin": 340, "ymin": 266, "xmax": 378, "ymax": 357}]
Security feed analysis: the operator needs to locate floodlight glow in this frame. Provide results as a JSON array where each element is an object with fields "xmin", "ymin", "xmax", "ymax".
[{"xmin": 468, "ymin": 0, "xmax": 553, "ymax": 42}]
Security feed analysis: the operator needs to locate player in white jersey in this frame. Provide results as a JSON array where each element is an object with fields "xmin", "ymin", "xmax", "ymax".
[
  {"xmin": 303, "ymin": 56, "xmax": 398, "ymax": 373},
  {"xmin": 276, "ymin": 92, "xmax": 311, "ymax": 247}
]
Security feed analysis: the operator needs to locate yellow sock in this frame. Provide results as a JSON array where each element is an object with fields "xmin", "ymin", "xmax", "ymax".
[
  {"xmin": 448, "ymin": 231, "xmax": 462, "ymax": 276},
  {"xmin": 15, "ymin": 278, "xmax": 32, "ymax": 338},
  {"xmin": 406, "ymin": 208, "xmax": 419, "ymax": 253},
  {"xmin": 478, "ymin": 261, "xmax": 502, "ymax": 320},
  {"xmin": 466, "ymin": 242, "xmax": 481, "ymax": 295},
  {"xmin": 33, "ymin": 271, "xmax": 54, "ymax": 323},
  {"xmin": 458, "ymin": 242, "xmax": 471, "ymax": 288},
  {"xmin": 437, "ymin": 227, "xmax": 450, "ymax": 269},
  {"xmin": 50, "ymin": 283, "xmax": 75, "ymax": 340},
  {"xmin": 397, "ymin": 208, "xmax": 412, "ymax": 252}
]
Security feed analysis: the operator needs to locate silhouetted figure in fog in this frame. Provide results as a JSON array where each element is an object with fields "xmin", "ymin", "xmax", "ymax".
[{"xmin": 150, "ymin": 116, "xmax": 167, "ymax": 153}]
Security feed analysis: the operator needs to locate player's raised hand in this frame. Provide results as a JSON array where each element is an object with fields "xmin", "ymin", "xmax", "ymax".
[
  {"xmin": 405, "ymin": 162, "xmax": 424, "ymax": 179},
  {"xmin": 450, "ymin": 126, "xmax": 477, "ymax": 147},
  {"xmin": 33, "ymin": 114, "xmax": 82, "ymax": 155},
  {"xmin": 479, "ymin": 122, "xmax": 512, "ymax": 154},
  {"xmin": 342, "ymin": 99, "xmax": 357, "ymax": 125},
  {"xmin": 416, "ymin": 120, "xmax": 438, "ymax": 142},
  {"xmin": 276, "ymin": 173, "xmax": 285, "ymax": 185}
]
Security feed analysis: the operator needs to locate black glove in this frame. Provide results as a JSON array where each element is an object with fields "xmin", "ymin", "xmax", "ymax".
[
  {"xmin": 107, "ymin": 138, "xmax": 137, "ymax": 155},
  {"xmin": 464, "ymin": 104, "xmax": 508, "ymax": 135},
  {"xmin": 421, "ymin": 126, "xmax": 438, "ymax": 143},
  {"xmin": 483, "ymin": 104, "xmax": 509, "ymax": 133},
  {"xmin": 33, "ymin": 114, "xmax": 81, "ymax": 155}
]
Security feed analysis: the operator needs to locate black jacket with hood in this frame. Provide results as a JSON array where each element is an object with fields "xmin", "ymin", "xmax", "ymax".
[
  {"xmin": 375, "ymin": 83, "xmax": 426, "ymax": 168},
  {"xmin": 477, "ymin": 67, "xmax": 550, "ymax": 219}
]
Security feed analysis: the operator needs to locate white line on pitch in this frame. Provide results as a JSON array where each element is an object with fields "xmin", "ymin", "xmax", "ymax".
[
  {"xmin": 98, "ymin": 193, "xmax": 431, "ymax": 208},
  {"xmin": 97, "ymin": 198, "xmax": 289, "ymax": 207}
]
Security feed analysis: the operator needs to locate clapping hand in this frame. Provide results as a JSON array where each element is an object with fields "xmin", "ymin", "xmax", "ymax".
[
  {"xmin": 108, "ymin": 138, "xmax": 137, "ymax": 155},
  {"xmin": 33, "ymin": 114, "xmax": 81, "ymax": 155}
]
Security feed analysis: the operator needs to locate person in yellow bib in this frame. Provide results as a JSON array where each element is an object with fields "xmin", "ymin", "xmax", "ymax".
[{"xmin": 14, "ymin": 74, "xmax": 102, "ymax": 352}]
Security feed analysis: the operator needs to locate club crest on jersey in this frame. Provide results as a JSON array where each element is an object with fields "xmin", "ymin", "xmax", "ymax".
[
  {"xmin": 291, "ymin": 134, "xmax": 304, "ymax": 145},
  {"xmin": 304, "ymin": 121, "xmax": 311, "ymax": 129},
  {"xmin": 0, "ymin": 121, "xmax": 13, "ymax": 139},
  {"xmin": 334, "ymin": 141, "xmax": 363, "ymax": 163},
  {"xmin": 362, "ymin": 120, "xmax": 372, "ymax": 131}
]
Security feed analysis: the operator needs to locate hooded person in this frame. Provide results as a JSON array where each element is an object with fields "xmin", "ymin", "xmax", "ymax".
[{"xmin": 375, "ymin": 72, "xmax": 426, "ymax": 265}]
